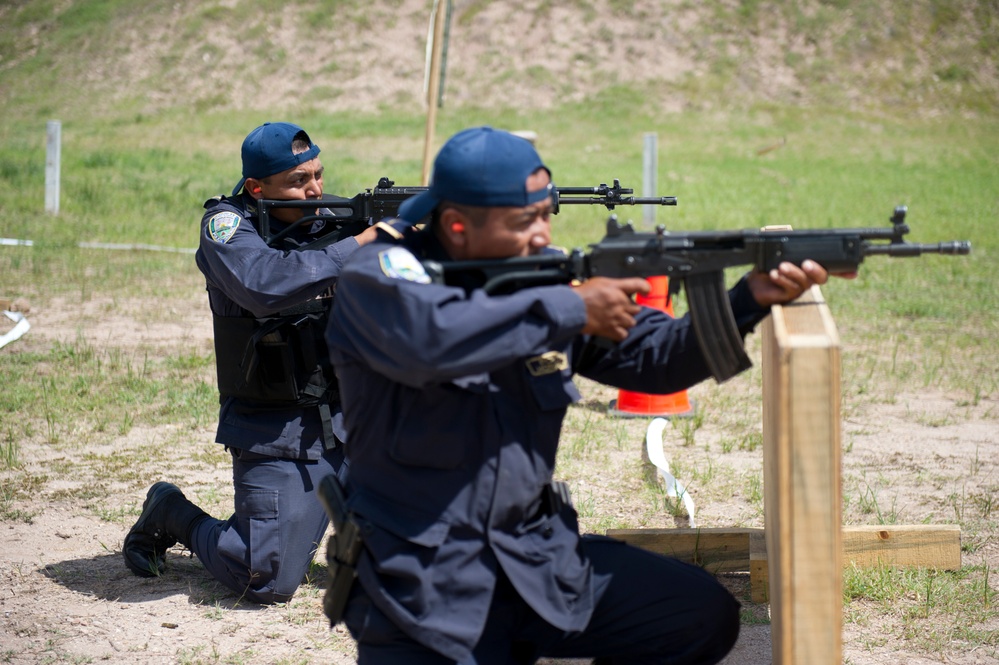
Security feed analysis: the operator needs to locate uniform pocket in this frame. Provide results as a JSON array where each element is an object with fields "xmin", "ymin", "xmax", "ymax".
[
  {"xmin": 388, "ymin": 381, "xmax": 487, "ymax": 470},
  {"xmin": 236, "ymin": 488, "xmax": 281, "ymax": 584},
  {"xmin": 526, "ymin": 365, "xmax": 580, "ymax": 411},
  {"xmin": 351, "ymin": 491, "xmax": 451, "ymax": 621}
]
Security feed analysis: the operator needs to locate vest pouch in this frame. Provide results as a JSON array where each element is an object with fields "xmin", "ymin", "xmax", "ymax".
[
  {"xmin": 213, "ymin": 315, "xmax": 301, "ymax": 403},
  {"xmin": 254, "ymin": 336, "xmax": 300, "ymax": 401}
]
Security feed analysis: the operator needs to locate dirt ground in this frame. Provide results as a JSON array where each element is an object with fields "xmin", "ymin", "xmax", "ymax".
[{"xmin": 1, "ymin": 280, "xmax": 996, "ymax": 664}]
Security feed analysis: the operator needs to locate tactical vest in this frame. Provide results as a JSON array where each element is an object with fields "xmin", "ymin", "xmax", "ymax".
[{"xmin": 209, "ymin": 198, "xmax": 341, "ymax": 449}]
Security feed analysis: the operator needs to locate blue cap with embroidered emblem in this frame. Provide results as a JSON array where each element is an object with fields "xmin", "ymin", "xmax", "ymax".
[
  {"xmin": 232, "ymin": 122, "xmax": 321, "ymax": 196},
  {"xmin": 398, "ymin": 126, "xmax": 551, "ymax": 223}
]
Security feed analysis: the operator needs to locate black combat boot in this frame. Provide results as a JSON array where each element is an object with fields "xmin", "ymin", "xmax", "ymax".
[{"xmin": 122, "ymin": 482, "xmax": 210, "ymax": 577}]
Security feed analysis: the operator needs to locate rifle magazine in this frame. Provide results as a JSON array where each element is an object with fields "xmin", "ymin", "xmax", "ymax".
[{"xmin": 684, "ymin": 272, "xmax": 753, "ymax": 382}]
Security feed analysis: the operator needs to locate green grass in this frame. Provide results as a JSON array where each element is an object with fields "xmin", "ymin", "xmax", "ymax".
[
  {"xmin": 843, "ymin": 563, "xmax": 997, "ymax": 653},
  {"xmin": 0, "ymin": 336, "xmax": 216, "ymax": 448},
  {"xmin": 9, "ymin": 102, "xmax": 993, "ymax": 391}
]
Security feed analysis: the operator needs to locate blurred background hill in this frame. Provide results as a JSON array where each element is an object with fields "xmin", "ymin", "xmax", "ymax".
[
  {"xmin": 2, "ymin": 0, "xmax": 997, "ymax": 122},
  {"xmin": 1, "ymin": 0, "xmax": 997, "ymax": 252}
]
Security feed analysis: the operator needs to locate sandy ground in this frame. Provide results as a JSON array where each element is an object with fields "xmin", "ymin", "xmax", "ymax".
[{"xmin": 1, "ymin": 282, "xmax": 996, "ymax": 664}]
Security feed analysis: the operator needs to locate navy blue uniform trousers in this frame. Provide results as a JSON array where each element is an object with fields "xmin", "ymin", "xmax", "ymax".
[
  {"xmin": 186, "ymin": 448, "xmax": 338, "ymax": 604},
  {"xmin": 344, "ymin": 535, "xmax": 740, "ymax": 665}
]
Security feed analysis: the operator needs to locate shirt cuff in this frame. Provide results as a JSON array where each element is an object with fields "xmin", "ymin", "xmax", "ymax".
[{"xmin": 729, "ymin": 275, "xmax": 771, "ymax": 336}]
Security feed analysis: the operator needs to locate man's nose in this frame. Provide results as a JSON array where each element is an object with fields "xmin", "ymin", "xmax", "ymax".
[
  {"xmin": 305, "ymin": 175, "xmax": 322, "ymax": 197},
  {"xmin": 530, "ymin": 219, "xmax": 551, "ymax": 247}
]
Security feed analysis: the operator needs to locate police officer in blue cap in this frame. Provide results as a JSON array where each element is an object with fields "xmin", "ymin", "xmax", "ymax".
[
  {"xmin": 326, "ymin": 126, "xmax": 834, "ymax": 663},
  {"xmin": 122, "ymin": 122, "xmax": 381, "ymax": 604}
]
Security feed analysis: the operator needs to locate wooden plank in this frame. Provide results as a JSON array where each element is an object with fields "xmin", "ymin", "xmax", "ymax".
[
  {"xmin": 605, "ymin": 527, "xmax": 757, "ymax": 574},
  {"xmin": 750, "ymin": 529, "xmax": 770, "ymax": 603},
  {"xmin": 762, "ymin": 285, "xmax": 842, "ymax": 665},
  {"xmin": 842, "ymin": 524, "xmax": 962, "ymax": 569},
  {"xmin": 749, "ymin": 525, "xmax": 961, "ymax": 603},
  {"xmin": 606, "ymin": 525, "xmax": 960, "ymax": 576}
]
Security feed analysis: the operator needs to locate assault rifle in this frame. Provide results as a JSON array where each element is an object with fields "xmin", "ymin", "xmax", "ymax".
[
  {"xmin": 255, "ymin": 177, "xmax": 426, "ymax": 248},
  {"xmin": 421, "ymin": 206, "xmax": 971, "ymax": 383},
  {"xmin": 255, "ymin": 177, "xmax": 676, "ymax": 249}
]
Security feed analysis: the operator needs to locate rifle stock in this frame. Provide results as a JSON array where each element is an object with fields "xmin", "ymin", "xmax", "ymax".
[{"xmin": 424, "ymin": 206, "xmax": 971, "ymax": 382}]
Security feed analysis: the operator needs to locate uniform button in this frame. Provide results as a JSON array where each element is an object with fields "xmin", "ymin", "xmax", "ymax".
[{"xmin": 542, "ymin": 526, "xmax": 554, "ymax": 538}]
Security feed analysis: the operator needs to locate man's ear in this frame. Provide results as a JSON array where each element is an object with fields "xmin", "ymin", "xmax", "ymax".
[
  {"xmin": 245, "ymin": 178, "xmax": 264, "ymax": 199},
  {"xmin": 439, "ymin": 208, "xmax": 468, "ymax": 249}
]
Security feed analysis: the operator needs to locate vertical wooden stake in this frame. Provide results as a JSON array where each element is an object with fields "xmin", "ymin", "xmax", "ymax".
[
  {"xmin": 762, "ymin": 286, "xmax": 843, "ymax": 665},
  {"xmin": 45, "ymin": 120, "xmax": 61, "ymax": 215},
  {"xmin": 642, "ymin": 132, "xmax": 657, "ymax": 227},
  {"xmin": 421, "ymin": 0, "xmax": 448, "ymax": 186}
]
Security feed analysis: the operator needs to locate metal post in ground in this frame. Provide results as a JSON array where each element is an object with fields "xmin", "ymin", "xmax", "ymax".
[
  {"xmin": 642, "ymin": 132, "xmax": 657, "ymax": 227},
  {"xmin": 45, "ymin": 120, "xmax": 61, "ymax": 215}
]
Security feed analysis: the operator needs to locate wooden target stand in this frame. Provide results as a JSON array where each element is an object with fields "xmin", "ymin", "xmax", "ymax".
[{"xmin": 607, "ymin": 286, "xmax": 961, "ymax": 664}]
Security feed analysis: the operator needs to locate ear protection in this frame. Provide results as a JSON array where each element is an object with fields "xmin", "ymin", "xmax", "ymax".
[
  {"xmin": 451, "ymin": 222, "xmax": 465, "ymax": 233},
  {"xmin": 251, "ymin": 186, "xmax": 262, "ymax": 194}
]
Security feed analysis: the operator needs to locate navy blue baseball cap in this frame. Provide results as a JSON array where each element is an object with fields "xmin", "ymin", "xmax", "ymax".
[
  {"xmin": 232, "ymin": 122, "xmax": 321, "ymax": 196},
  {"xmin": 398, "ymin": 126, "xmax": 551, "ymax": 223}
]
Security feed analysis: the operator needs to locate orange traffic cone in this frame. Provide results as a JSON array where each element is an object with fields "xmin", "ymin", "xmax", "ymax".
[{"xmin": 608, "ymin": 276, "xmax": 696, "ymax": 418}]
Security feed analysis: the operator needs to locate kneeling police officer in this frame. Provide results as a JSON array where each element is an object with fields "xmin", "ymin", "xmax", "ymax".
[{"xmin": 122, "ymin": 122, "xmax": 379, "ymax": 604}]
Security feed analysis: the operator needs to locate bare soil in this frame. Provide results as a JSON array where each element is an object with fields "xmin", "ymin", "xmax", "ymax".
[{"xmin": 1, "ymin": 283, "xmax": 996, "ymax": 664}]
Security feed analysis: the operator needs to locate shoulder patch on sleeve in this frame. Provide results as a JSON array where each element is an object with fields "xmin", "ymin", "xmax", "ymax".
[
  {"xmin": 378, "ymin": 246, "xmax": 431, "ymax": 284},
  {"xmin": 207, "ymin": 211, "xmax": 241, "ymax": 244}
]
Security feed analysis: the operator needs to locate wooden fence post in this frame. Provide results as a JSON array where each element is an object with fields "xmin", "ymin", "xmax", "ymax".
[
  {"xmin": 761, "ymin": 285, "xmax": 842, "ymax": 665},
  {"xmin": 45, "ymin": 120, "xmax": 61, "ymax": 215}
]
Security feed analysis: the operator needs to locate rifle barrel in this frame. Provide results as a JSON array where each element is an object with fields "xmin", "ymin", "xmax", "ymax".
[
  {"xmin": 557, "ymin": 196, "xmax": 677, "ymax": 206},
  {"xmin": 865, "ymin": 241, "xmax": 972, "ymax": 257}
]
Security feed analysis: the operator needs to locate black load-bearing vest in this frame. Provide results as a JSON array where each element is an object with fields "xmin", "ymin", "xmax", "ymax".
[
  {"xmin": 210, "ymin": 200, "xmax": 342, "ymax": 449},
  {"xmin": 213, "ymin": 298, "xmax": 338, "ymax": 450}
]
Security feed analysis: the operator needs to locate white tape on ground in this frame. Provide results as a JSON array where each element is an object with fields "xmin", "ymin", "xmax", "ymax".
[
  {"xmin": 645, "ymin": 417, "xmax": 697, "ymax": 527},
  {"xmin": 1, "ymin": 238, "xmax": 195, "ymax": 253},
  {"xmin": 0, "ymin": 310, "xmax": 31, "ymax": 349}
]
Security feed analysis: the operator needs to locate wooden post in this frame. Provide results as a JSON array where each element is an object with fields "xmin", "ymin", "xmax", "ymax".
[
  {"xmin": 420, "ymin": 0, "xmax": 448, "ymax": 186},
  {"xmin": 642, "ymin": 132, "xmax": 657, "ymax": 227},
  {"xmin": 45, "ymin": 120, "xmax": 61, "ymax": 214},
  {"xmin": 762, "ymin": 285, "xmax": 842, "ymax": 665}
]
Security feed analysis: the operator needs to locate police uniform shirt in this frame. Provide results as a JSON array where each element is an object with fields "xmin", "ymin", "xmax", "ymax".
[
  {"xmin": 326, "ymin": 228, "xmax": 769, "ymax": 661},
  {"xmin": 195, "ymin": 193, "xmax": 361, "ymax": 460}
]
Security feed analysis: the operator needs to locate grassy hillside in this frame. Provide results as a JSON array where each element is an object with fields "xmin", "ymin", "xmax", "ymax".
[
  {"xmin": 0, "ymin": 0, "xmax": 996, "ymax": 359},
  {"xmin": 1, "ymin": 0, "xmax": 997, "ymax": 122}
]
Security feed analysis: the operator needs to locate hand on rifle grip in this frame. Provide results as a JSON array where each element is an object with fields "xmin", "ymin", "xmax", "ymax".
[{"xmin": 574, "ymin": 277, "xmax": 651, "ymax": 342}]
